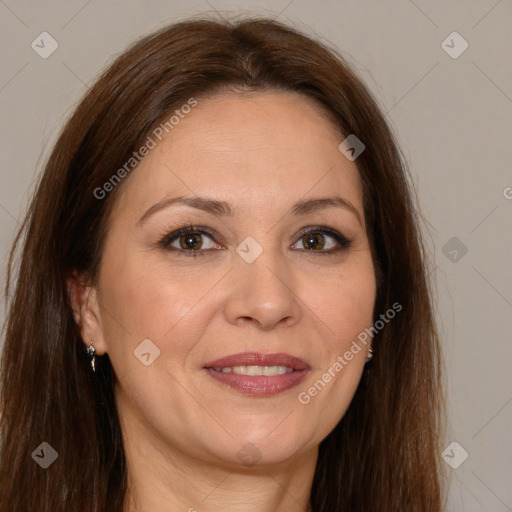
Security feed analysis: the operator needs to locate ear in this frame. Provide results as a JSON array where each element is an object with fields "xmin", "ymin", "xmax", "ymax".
[{"xmin": 66, "ymin": 270, "xmax": 108, "ymax": 355}]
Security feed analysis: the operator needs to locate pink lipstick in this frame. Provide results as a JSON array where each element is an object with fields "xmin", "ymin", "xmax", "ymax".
[{"xmin": 203, "ymin": 352, "xmax": 310, "ymax": 396}]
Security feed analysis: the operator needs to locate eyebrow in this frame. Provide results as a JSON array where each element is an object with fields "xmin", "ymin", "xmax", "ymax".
[{"xmin": 137, "ymin": 195, "xmax": 363, "ymax": 227}]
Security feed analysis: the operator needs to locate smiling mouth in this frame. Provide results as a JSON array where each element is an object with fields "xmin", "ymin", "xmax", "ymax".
[
  {"xmin": 203, "ymin": 351, "xmax": 310, "ymax": 371},
  {"xmin": 207, "ymin": 365, "xmax": 294, "ymax": 376},
  {"xmin": 202, "ymin": 352, "xmax": 310, "ymax": 396},
  {"xmin": 203, "ymin": 366, "xmax": 309, "ymax": 396}
]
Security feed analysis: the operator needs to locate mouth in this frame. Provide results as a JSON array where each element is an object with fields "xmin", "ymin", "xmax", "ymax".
[{"xmin": 203, "ymin": 352, "xmax": 310, "ymax": 396}]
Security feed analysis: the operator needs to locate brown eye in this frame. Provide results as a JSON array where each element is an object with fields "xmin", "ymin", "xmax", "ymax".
[
  {"xmin": 159, "ymin": 226, "xmax": 221, "ymax": 258},
  {"xmin": 292, "ymin": 227, "xmax": 350, "ymax": 253},
  {"xmin": 301, "ymin": 232, "xmax": 326, "ymax": 250},
  {"xmin": 179, "ymin": 233, "xmax": 203, "ymax": 250}
]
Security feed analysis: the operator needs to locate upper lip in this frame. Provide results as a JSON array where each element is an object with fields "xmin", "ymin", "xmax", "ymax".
[{"xmin": 203, "ymin": 352, "xmax": 310, "ymax": 371}]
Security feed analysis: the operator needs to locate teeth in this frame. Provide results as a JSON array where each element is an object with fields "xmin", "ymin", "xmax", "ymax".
[{"xmin": 211, "ymin": 365, "xmax": 293, "ymax": 376}]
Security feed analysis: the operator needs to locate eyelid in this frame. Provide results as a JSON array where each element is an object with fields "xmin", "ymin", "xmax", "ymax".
[
  {"xmin": 291, "ymin": 225, "xmax": 352, "ymax": 252},
  {"xmin": 159, "ymin": 225, "xmax": 220, "ymax": 247},
  {"xmin": 158, "ymin": 224, "xmax": 352, "ymax": 255}
]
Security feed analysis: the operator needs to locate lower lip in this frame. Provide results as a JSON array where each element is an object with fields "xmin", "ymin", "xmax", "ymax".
[{"xmin": 203, "ymin": 368, "xmax": 310, "ymax": 396}]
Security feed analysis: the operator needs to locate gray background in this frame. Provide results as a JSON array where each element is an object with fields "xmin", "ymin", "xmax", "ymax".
[{"xmin": 0, "ymin": 1, "xmax": 510, "ymax": 510}]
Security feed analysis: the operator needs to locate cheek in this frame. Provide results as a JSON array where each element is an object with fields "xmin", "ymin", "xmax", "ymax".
[
  {"xmin": 99, "ymin": 254, "xmax": 225, "ymax": 372},
  {"xmin": 103, "ymin": 256, "xmax": 205, "ymax": 332},
  {"xmin": 295, "ymin": 264, "xmax": 375, "ymax": 436},
  {"xmin": 315, "ymin": 260, "xmax": 377, "ymax": 353}
]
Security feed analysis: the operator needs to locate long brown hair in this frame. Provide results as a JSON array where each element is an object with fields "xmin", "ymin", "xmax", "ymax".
[{"xmin": 1, "ymin": 16, "xmax": 445, "ymax": 511}]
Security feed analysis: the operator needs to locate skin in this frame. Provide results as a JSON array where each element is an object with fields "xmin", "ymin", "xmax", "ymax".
[{"xmin": 68, "ymin": 90, "xmax": 377, "ymax": 512}]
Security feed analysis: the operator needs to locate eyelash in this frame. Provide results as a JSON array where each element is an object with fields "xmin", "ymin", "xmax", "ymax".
[{"xmin": 157, "ymin": 224, "xmax": 352, "ymax": 258}]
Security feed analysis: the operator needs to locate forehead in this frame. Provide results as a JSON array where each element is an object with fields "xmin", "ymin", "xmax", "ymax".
[{"xmin": 111, "ymin": 90, "xmax": 363, "ymax": 218}]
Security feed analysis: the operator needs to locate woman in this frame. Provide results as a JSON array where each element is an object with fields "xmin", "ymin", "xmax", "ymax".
[{"xmin": 0, "ymin": 16, "xmax": 445, "ymax": 511}]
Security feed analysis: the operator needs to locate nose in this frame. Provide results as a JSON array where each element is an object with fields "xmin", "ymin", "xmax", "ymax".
[{"xmin": 223, "ymin": 248, "xmax": 302, "ymax": 331}]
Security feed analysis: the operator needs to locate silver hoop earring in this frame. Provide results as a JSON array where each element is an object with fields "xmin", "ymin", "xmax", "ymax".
[
  {"xmin": 365, "ymin": 347, "xmax": 373, "ymax": 364},
  {"xmin": 86, "ymin": 341, "xmax": 96, "ymax": 372}
]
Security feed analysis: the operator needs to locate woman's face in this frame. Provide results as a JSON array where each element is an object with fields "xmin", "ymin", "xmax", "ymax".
[{"xmin": 89, "ymin": 90, "xmax": 376, "ymax": 468}]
